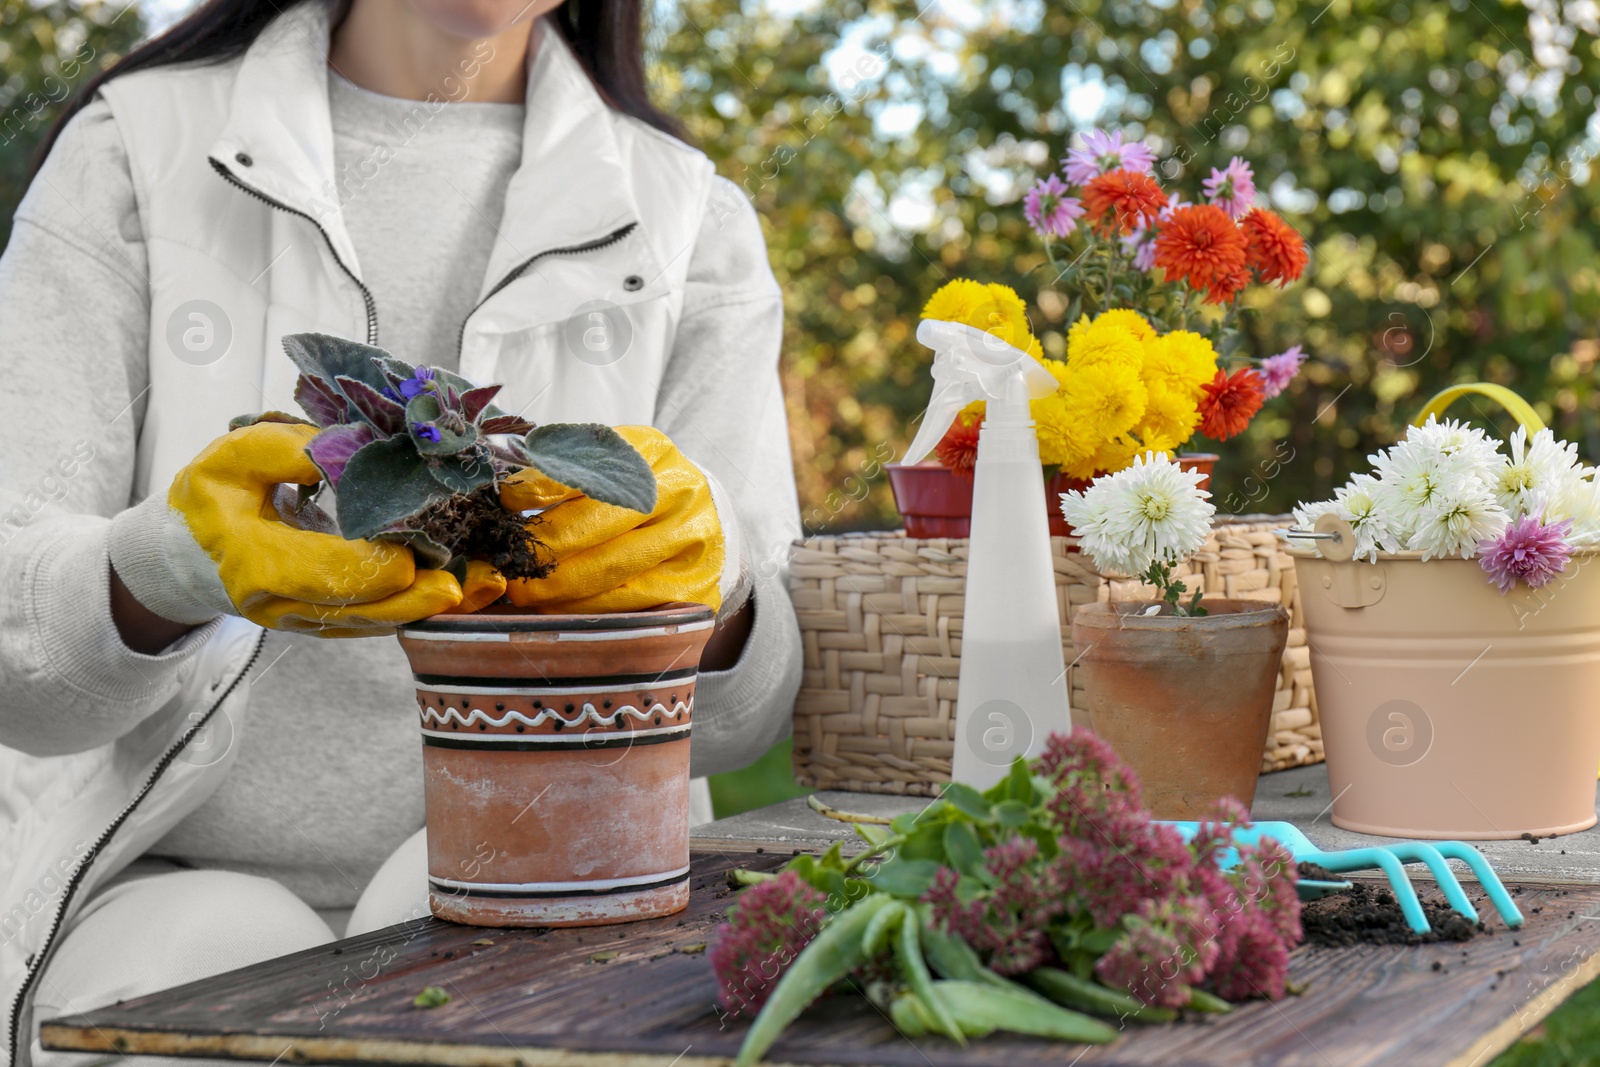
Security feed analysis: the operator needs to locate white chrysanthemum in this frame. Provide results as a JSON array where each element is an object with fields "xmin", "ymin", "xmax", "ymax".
[
  {"xmin": 1369, "ymin": 442, "xmax": 1455, "ymax": 543},
  {"xmin": 1497, "ymin": 426, "xmax": 1586, "ymax": 522},
  {"xmin": 1403, "ymin": 415, "xmax": 1504, "ymax": 480},
  {"xmin": 1293, "ymin": 475, "xmax": 1401, "ymax": 563},
  {"xmin": 1061, "ymin": 452, "xmax": 1214, "ymax": 575},
  {"xmin": 1557, "ymin": 470, "xmax": 1600, "ymax": 546},
  {"xmin": 1407, "ymin": 478, "xmax": 1508, "ymax": 560}
]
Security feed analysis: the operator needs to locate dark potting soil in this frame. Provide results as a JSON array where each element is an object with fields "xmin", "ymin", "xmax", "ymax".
[
  {"xmin": 1301, "ymin": 881, "xmax": 1486, "ymax": 948},
  {"xmin": 1296, "ymin": 862, "xmax": 1340, "ymax": 883},
  {"xmin": 407, "ymin": 484, "xmax": 552, "ymax": 581}
]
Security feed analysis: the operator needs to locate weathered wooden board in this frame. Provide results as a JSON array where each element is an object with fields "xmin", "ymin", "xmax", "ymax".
[{"xmin": 39, "ymin": 852, "xmax": 1600, "ymax": 1067}]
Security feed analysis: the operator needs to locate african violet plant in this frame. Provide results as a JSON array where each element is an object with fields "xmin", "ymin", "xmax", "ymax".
[{"xmin": 234, "ymin": 332, "xmax": 656, "ymax": 580}]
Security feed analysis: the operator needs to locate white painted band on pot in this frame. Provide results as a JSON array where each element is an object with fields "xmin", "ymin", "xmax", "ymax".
[
  {"xmin": 420, "ymin": 722, "xmax": 692, "ymax": 744},
  {"xmin": 415, "ymin": 677, "xmax": 694, "ymax": 698},
  {"xmin": 429, "ymin": 865, "xmax": 692, "ymax": 895},
  {"xmin": 420, "ymin": 700, "xmax": 692, "ymax": 730}
]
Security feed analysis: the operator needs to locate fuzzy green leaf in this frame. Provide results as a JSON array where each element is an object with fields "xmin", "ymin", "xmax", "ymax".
[
  {"xmin": 520, "ymin": 424, "xmax": 656, "ymax": 513},
  {"xmin": 282, "ymin": 333, "xmax": 393, "ymax": 394},
  {"xmin": 428, "ymin": 451, "xmax": 498, "ymax": 494},
  {"xmin": 336, "ymin": 436, "xmax": 451, "ymax": 540},
  {"xmin": 374, "ymin": 528, "xmax": 452, "ymax": 570},
  {"xmin": 405, "ymin": 393, "xmax": 480, "ymax": 456},
  {"xmin": 228, "ymin": 411, "xmax": 313, "ymax": 431}
]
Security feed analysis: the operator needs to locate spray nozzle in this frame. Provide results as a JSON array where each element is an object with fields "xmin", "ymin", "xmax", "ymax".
[{"xmin": 903, "ymin": 319, "xmax": 1059, "ymax": 466}]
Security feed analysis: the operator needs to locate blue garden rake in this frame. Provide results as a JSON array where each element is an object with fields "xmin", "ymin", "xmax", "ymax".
[{"xmin": 1160, "ymin": 820, "xmax": 1524, "ymax": 935}]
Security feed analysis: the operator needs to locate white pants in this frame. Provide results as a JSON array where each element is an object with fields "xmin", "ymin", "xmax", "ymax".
[
  {"xmin": 31, "ymin": 832, "xmax": 431, "ymax": 1067},
  {"xmin": 31, "ymin": 778, "xmax": 714, "ymax": 1066}
]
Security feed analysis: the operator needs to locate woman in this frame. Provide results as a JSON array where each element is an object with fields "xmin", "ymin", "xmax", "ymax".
[{"xmin": 0, "ymin": 0, "xmax": 802, "ymax": 1060}]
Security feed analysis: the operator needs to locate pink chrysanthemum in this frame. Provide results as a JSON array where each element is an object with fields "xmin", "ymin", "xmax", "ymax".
[
  {"xmin": 1479, "ymin": 514, "xmax": 1574, "ymax": 594},
  {"xmin": 1063, "ymin": 129, "xmax": 1156, "ymax": 186},
  {"xmin": 1025, "ymin": 174, "xmax": 1086, "ymax": 238},
  {"xmin": 710, "ymin": 871, "xmax": 827, "ymax": 1016},
  {"xmin": 1201, "ymin": 156, "xmax": 1258, "ymax": 220},
  {"xmin": 1257, "ymin": 345, "xmax": 1306, "ymax": 399}
]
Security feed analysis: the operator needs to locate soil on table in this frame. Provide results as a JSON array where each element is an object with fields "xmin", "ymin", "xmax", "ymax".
[
  {"xmin": 1296, "ymin": 862, "xmax": 1340, "ymax": 882},
  {"xmin": 1300, "ymin": 881, "xmax": 1486, "ymax": 948}
]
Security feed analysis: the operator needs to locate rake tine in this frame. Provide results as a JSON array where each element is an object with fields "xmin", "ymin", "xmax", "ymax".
[
  {"xmin": 1384, "ymin": 844, "xmax": 1479, "ymax": 925},
  {"xmin": 1430, "ymin": 843, "xmax": 1526, "ymax": 928},
  {"xmin": 1309, "ymin": 848, "xmax": 1433, "ymax": 934}
]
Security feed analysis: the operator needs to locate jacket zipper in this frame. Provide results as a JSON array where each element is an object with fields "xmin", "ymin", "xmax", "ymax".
[
  {"xmin": 210, "ymin": 160, "xmax": 380, "ymax": 347},
  {"xmin": 6, "ymin": 629, "xmax": 269, "ymax": 1067},
  {"xmin": 454, "ymin": 222, "xmax": 638, "ymax": 361}
]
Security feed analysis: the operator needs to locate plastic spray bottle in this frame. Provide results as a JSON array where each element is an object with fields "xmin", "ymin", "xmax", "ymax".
[{"xmin": 903, "ymin": 319, "xmax": 1071, "ymax": 790}]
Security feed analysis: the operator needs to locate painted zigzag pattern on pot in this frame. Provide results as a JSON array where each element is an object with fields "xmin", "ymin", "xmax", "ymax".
[{"xmin": 419, "ymin": 698, "xmax": 694, "ymax": 731}]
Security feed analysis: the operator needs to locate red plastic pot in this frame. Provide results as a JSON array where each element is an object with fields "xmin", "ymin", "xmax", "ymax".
[{"xmin": 887, "ymin": 454, "xmax": 1218, "ymax": 539}]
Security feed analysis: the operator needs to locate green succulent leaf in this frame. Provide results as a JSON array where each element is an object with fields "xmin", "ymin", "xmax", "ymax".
[
  {"xmin": 940, "ymin": 783, "xmax": 993, "ymax": 822},
  {"xmin": 864, "ymin": 858, "xmax": 943, "ymax": 899},
  {"xmin": 520, "ymin": 424, "xmax": 657, "ymax": 513},
  {"xmin": 405, "ymin": 393, "xmax": 480, "ymax": 456},
  {"xmin": 282, "ymin": 333, "xmax": 393, "ymax": 395},
  {"xmin": 336, "ymin": 436, "xmax": 451, "ymax": 540}
]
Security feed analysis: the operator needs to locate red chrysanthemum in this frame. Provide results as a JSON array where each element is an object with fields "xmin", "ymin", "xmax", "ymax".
[
  {"xmin": 1082, "ymin": 168, "xmax": 1168, "ymax": 235},
  {"xmin": 935, "ymin": 416, "xmax": 981, "ymax": 476},
  {"xmin": 1239, "ymin": 208, "xmax": 1308, "ymax": 285},
  {"xmin": 1152, "ymin": 204, "xmax": 1248, "ymax": 295},
  {"xmin": 1197, "ymin": 368, "xmax": 1265, "ymax": 441},
  {"xmin": 1203, "ymin": 262, "xmax": 1253, "ymax": 306}
]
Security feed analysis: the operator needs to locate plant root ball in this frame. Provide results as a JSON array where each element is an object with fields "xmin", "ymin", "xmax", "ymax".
[{"xmin": 408, "ymin": 485, "xmax": 553, "ymax": 582}]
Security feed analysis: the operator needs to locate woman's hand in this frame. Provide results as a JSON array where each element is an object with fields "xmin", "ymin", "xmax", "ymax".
[
  {"xmin": 110, "ymin": 422, "xmax": 503, "ymax": 643},
  {"xmin": 497, "ymin": 426, "xmax": 744, "ymax": 621}
]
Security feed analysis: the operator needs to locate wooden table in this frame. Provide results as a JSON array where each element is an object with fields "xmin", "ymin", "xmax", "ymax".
[{"xmin": 39, "ymin": 830, "xmax": 1600, "ymax": 1067}]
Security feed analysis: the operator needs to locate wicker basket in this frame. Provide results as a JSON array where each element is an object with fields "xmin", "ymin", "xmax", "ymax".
[{"xmin": 788, "ymin": 516, "xmax": 1321, "ymax": 796}]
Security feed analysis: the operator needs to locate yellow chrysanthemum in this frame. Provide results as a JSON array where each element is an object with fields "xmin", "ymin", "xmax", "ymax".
[
  {"xmin": 1091, "ymin": 308, "xmax": 1156, "ymax": 343},
  {"xmin": 1135, "ymin": 381, "xmax": 1202, "ymax": 454},
  {"xmin": 1060, "ymin": 359, "xmax": 1148, "ymax": 441},
  {"xmin": 957, "ymin": 399, "xmax": 985, "ymax": 426},
  {"xmin": 1033, "ymin": 393, "xmax": 1099, "ymax": 470},
  {"xmin": 1140, "ymin": 329, "xmax": 1218, "ymax": 400},
  {"xmin": 922, "ymin": 279, "xmax": 1040, "ymax": 356},
  {"xmin": 1066, "ymin": 313, "xmax": 1145, "ymax": 371}
]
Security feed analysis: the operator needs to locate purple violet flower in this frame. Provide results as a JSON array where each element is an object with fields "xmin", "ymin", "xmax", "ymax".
[
  {"xmin": 399, "ymin": 366, "xmax": 436, "ymax": 399},
  {"xmin": 1479, "ymin": 514, "xmax": 1574, "ymax": 594},
  {"xmin": 413, "ymin": 421, "xmax": 442, "ymax": 443},
  {"xmin": 1258, "ymin": 345, "xmax": 1307, "ymax": 399},
  {"xmin": 1024, "ymin": 175, "xmax": 1086, "ymax": 238},
  {"xmin": 1202, "ymin": 157, "xmax": 1258, "ymax": 220},
  {"xmin": 1062, "ymin": 129, "xmax": 1156, "ymax": 186}
]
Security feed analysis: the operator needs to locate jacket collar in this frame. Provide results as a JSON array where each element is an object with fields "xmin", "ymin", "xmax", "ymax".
[{"xmin": 208, "ymin": 0, "xmax": 646, "ymax": 299}]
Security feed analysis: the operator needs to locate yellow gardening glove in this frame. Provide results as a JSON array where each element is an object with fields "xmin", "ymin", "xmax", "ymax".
[
  {"xmin": 497, "ymin": 426, "xmax": 728, "ymax": 615},
  {"xmin": 110, "ymin": 422, "xmax": 505, "ymax": 637}
]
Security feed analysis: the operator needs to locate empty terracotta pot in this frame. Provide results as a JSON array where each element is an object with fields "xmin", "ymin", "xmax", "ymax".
[
  {"xmin": 396, "ymin": 602, "xmax": 714, "ymax": 927},
  {"xmin": 1071, "ymin": 599, "xmax": 1288, "ymax": 819}
]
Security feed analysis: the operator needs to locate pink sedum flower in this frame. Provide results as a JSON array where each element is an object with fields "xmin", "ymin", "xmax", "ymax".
[
  {"xmin": 1258, "ymin": 345, "xmax": 1306, "ymax": 399},
  {"xmin": 1479, "ymin": 514, "xmax": 1574, "ymax": 594},
  {"xmin": 1025, "ymin": 174, "xmax": 1086, "ymax": 238},
  {"xmin": 710, "ymin": 871, "xmax": 827, "ymax": 1016},
  {"xmin": 1063, "ymin": 129, "xmax": 1156, "ymax": 186},
  {"xmin": 1201, "ymin": 157, "xmax": 1258, "ymax": 220}
]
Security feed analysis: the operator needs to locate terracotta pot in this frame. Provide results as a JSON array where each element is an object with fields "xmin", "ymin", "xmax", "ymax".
[
  {"xmin": 1071, "ymin": 598, "xmax": 1288, "ymax": 819},
  {"xmin": 396, "ymin": 603, "xmax": 714, "ymax": 927},
  {"xmin": 888, "ymin": 454, "xmax": 1218, "ymax": 539},
  {"xmin": 1289, "ymin": 542, "xmax": 1600, "ymax": 839}
]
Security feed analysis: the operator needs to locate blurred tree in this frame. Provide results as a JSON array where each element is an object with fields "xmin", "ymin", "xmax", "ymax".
[
  {"xmin": 653, "ymin": 0, "xmax": 1600, "ymax": 527},
  {"xmin": 0, "ymin": 0, "xmax": 144, "ymax": 251},
  {"xmin": 4, "ymin": 0, "xmax": 1596, "ymax": 522}
]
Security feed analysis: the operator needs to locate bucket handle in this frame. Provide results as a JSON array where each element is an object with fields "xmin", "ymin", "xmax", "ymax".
[{"xmin": 1411, "ymin": 383, "xmax": 1545, "ymax": 433}]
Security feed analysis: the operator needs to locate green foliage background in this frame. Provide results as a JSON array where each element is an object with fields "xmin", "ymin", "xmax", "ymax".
[{"xmin": 651, "ymin": 0, "xmax": 1600, "ymax": 531}]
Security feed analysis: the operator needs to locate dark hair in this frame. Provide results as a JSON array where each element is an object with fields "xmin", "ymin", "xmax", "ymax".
[{"xmin": 33, "ymin": 0, "xmax": 683, "ymax": 174}]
